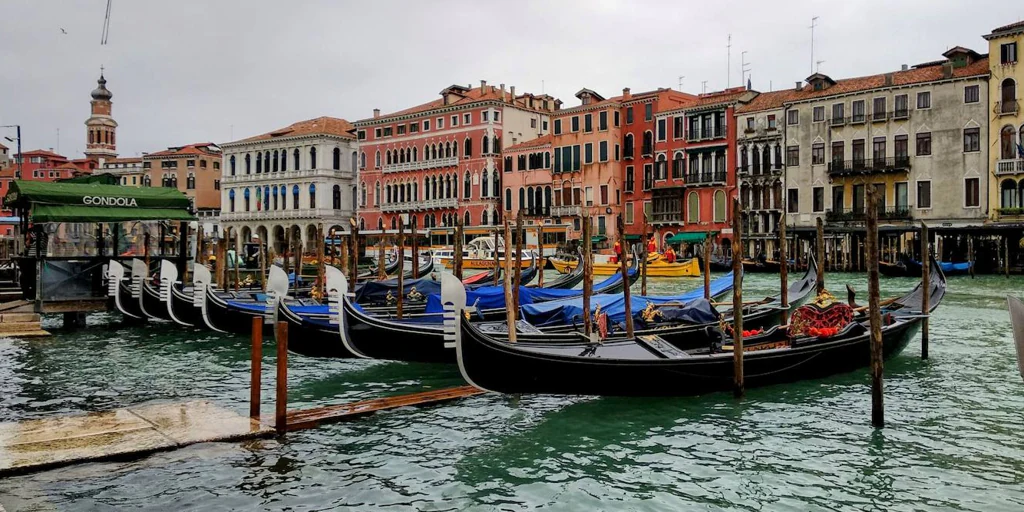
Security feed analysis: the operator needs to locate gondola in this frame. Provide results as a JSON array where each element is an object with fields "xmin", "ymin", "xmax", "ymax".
[
  {"xmin": 900, "ymin": 257, "xmax": 971, "ymax": 277},
  {"xmin": 200, "ymin": 264, "xmax": 291, "ymax": 334},
  {"xmin": 448, "ymin": 258, "xmax": 945, "ymax": 397},
  {"xmin": 706, "ymin": 254, "xmax": 734, "ymax": 272},
  {"xmin": 879, "ymin": 259, "xmax": 909, "ymax": 277},
  {"xmin": 139, "ymin": 259, "xmax": 183, "ymax": 322},
  {"xmin": 358, "ymin": 251, "xmax": 401, "ymax": 279},
  {"xmin": 106, "ymin": 259, "xmax": 146, "ymax": 321},
  {"xmin": 462, "ymin": 268, "xmax": 498, "ymax": 286},
  {"xmin": 530, "ymin": 250, "xmax": 585, "ymax": 289},
  {"xmin": 742, "ymin": 258, "xmax": 781, "ymax": 273},
  {"xmin": 1007, "ymin": 296, "xmax": 1024, "ymax": 382}
]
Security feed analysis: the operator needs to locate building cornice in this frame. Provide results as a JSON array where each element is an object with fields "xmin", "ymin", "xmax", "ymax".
[
  {"xmin": 781, "ymin": 72, "xmax": 990, "ymax": 108},
  {"xmin": 219, "ymin": 132, "xmax": 355, "ymax": 150},
  {"xmin": 353, "ymin": 100, "xmax": 549, "ymax": 127}
]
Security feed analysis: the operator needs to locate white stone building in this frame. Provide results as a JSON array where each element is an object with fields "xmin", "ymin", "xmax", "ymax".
[{"xmin": 218, "ymin": 117, "xmax": 359, "ymax": 254}]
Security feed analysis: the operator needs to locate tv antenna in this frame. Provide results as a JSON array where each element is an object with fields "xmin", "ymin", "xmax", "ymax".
[
  {"xmin": 678, "ymin": 76, "xmax": 685, "ymax": 90},
  {"xmin": 101, "ymin": 0, "xmax": 113, "ymax": 45},
  {"xmin": 726, "ymin": 34, "xmax": 732, "ymax": 88},
  {"xmin": 810, "ymin": 16, "xmax": 819, "ymax": 74}
]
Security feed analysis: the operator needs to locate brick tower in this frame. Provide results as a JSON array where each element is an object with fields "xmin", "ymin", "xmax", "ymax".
[{"xmin": 84, "ymin": 69, "xmax": 118, "ymax": 163}]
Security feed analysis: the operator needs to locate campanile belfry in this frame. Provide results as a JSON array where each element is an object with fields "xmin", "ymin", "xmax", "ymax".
[{"xmin": 84, "ymin": 69, "xmax": 118, "ymax": 163}]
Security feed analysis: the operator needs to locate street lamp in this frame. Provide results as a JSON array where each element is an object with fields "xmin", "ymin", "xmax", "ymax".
[{"xmin": 2, "ymin": 125, "xmax": 22, "ymax": 179}]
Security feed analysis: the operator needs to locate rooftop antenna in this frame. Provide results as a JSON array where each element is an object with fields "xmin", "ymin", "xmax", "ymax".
[
  {"xmin": 726, "ymin": 34, "xmax": 732, "ymax": 88},
  {"xmin": 741, "ymin": 51, "xmax": 751, "ymax": 88},
  {"xmin": 678, "ymin": 76, "xmax": 685, "ymax": 90},
  {"xmin": 541, "ymin": 80, "xmax": 545, "ymax": 94},
  {"xmin": 810, "ymin": 16, "xmax": 819, "ymax": 74},
  {"xmin": 701, "ymin": 81, "xmax": 708, "ymax": 95},
  {"xmin": 56, "ymin": 128, "xmax": 60, "ymax": 155},
  {"xmin": 101, "ymin": 0, "xmax": 112, "ymax": 45},
  {"xmin": 816, "ymin": 60, "xmax": 825, "ymax": 73}
]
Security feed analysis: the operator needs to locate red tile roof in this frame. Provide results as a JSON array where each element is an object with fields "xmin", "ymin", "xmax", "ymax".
[
  {"xmin": 102, "ymin": 157, "xmax": 143, "ymax": 165},
  {"xmin": 370, "ymin": 85, "xmax": 542, "ymax": 121},
  {"xmin": 689, "ymin": 87, "xmax": 752, "ymax": 108},
  {"xmin": 784, "ymin": 57, "xmax": 989, "ymax": 104},
  {"xmin": 0, "ymin": 142, "xmax": 7, "ymax": 150},
  {"xmin": 145, "ymin": 142, "xmax": 221, "ymax": 158},
  {"xmin": 735, "ymin": 90, "xmax": 801, "ymax": 113},
  {"xmin": 990, "ymin": 20, "xmax": 1024, "ymax": 35},
  {"xmin": 20, "ymin": 149, "xmax": 66, "ymax": 158},
  {"xmin": 503, "ymin": 134, "xmax": 554, "ymax": 152},
  {"xmin": 230, "ymin": 116, "xmax": 355, "ymax": 144}
]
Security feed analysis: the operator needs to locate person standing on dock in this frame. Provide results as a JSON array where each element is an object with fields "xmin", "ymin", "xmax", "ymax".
[
  {"xmin": 613, "ymin": 240, "xmax": 622, "ymax": 264},
  {"xmin": 647, "ymin": 236, "xmax": 657, "ymax": 256}
]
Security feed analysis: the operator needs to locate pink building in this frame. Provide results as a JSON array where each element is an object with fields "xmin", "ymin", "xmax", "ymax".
[{"xmin": 353, "ymin": 81, "xmax": 558, "ymax": 235}]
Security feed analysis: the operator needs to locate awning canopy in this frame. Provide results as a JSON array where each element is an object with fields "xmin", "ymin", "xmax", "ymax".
[
  {"xmin": 591, "ymin": 235, "xmax": 607, "ymax": 243},
  {"xmin": 624, "ymin": 234, "xmax": 642, "ymax": 241},
  {"xmin": 666, "ymin": 232, "xmax": 715, "ymax": 244},
  {"xmin": 3, "ymin": 180, "xmax": 194, "ymax": 223}
]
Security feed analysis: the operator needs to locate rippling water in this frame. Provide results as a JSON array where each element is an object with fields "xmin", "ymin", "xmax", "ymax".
[{"xmin": 2, "ymin": 271, "xmax": 1024, "ymax": 511}]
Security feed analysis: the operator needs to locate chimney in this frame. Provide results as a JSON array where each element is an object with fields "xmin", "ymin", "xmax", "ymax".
[
  {"xmin": 795, "ymin": 81, "xmax": 802, "ymax": 91},
  {"xmin": 884, "ymin": 73, "xmax": 894, "ymax": 87},
  {"xmin": 373, "ymin": 108, "xmax": 380, "ymax": 118},
  {"xmin": 942, "ymin": 62, "xmax": 953, "ymax": 79},
  {"xmin": 500, "ymin": 83, "xmax": 506, "ymax": 102},
  {"xmin": 510, "ymin": 85, "xmax": 516, "ymax": 98},
  {"xmin": 622, "ymin": 87, "xmax": 631, "ymax": 100},
  {"xmin": 480, "ymin": 79, "xmax": 487, "ymax": 90},
  {"xmin": 901, "ymin": 64, "xmax": 909, "ymax": 71}
]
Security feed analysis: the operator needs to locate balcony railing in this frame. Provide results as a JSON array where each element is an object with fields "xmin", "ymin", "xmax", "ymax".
[
  {"xmin": 871, "ymin": 111, "xmax": 889, "ymax": 122},
  {"xmin": 830, "ymin": 116, "xmax": 846, "ymax": 126},
  {"xmin": 996, "ymin": 158, "xmax": 1024, "ymax": 175},
  {"xmin": 892, "ymin": 109, "xmax": 910, "ymax": 120},
  {"xmin": 827, "ymin": 156, "xmax": 910, "ymax": 176},
  {"xmin": 382, "ymin": 156, "xmax": 459, "ymax": 174},
  {"xmin": 737, "ymin": 164, "xmax": 782, "ymax": 178},
  {"xmin": 379, "ymin": 198, "xmax": 458, "ymax": 212},
  {"xmin": 996, "ymin": 207, "xmax": 1024, "ymax": 219},
  {"xmin": 996, "ymin": 100, "xmax": 1020, "ymax": 116},
  {"xmin": 684, "ymin": 171, "xmax": 728, "ymax": 186},
  {"xmin": 686, "ymin": 126, "xmax": 727, "ymax": 142},
  {"xmin": 522, "ymin": 206, "xmax": 551, "ymax": 217},
  {"xmin": 651, "ymin": 213, "xmax": 683, "ymax": 224},
  {"xmin": 850, "ymin": 113, "xmax": 866, "ymax": 124},
  {"xmin": 551, "ymin": 204, "xmax": 582, "ymax": 217},
  {"xmin": 825, "ymin": 207, "xmax": 912, "ymax": 223}
]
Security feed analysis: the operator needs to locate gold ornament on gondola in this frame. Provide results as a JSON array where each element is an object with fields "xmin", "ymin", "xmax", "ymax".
[
  {"xmin": 385, "ymin": 290, "xmax": 396, "ymax": 305},
  {"xmin": 407, "ymin": 286, "xmax": 423, "ymax": 302},
  {"xmin": 640, "ymin": 302, "xmax": 663, "ymax": 323}
]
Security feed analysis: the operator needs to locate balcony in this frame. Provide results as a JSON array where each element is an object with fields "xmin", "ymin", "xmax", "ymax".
[
  {"xmin": 684, "ymin": 171, "xmax": 728, "ymax": 186},
  {"xmin": 850, "ymin": 113, "xmax": 866, "ymax": 124},
  {"xmin": 522, "ymin": 206, "xmax": 551, "ymax": 217},
  {"xmin": 825, "ymin": 207, "xmax": 912, "ymax": 223},
  {"xmin": 830, "ymin": 116, "xmax": 846, "ymax": 127},
  {"xmin": 996, "ymin": 159, "xmax": 1024, "ymax": 175},
  {"xmin": 996, "ymin": 207, "xmax": 1024, "ymax": 221},
  {"xmin": 827, "ymin": 156, "xmax": 910, "ymax": 176},
  {"xmin": 222, "ymin": 167, "xmax": 354, "ymax": 183},
  {"xmin": 686, "ymin": 126, "xmax": 727, "ymax": 142},
  {"xmin": 651, "ymin": 212, "xmax": 683, "ymax": 225},
  {"xmin": 551, "ymin": 204, "xmax": 582, "ymax": 217},
  {"xmin": 737, "ymin": 164, "xmax": 783, "ymax": 178},
  {"xmin": 996, "ymin": 100, "xmax": 1020, "ymax": 116},
  {"xmin": 892, "ymin": 109, "xmax": 910, "ymax": 120},
  {"xmin": 220, "ymin": 208, "xmax": 353, "ymax": 223},
  {"xmin": 871, "ymin": 111, "xmax": 889, "ymax": 123},
  {"xmin": 382, "ymin": 156, "xmax": 459, "ymax": 174}
]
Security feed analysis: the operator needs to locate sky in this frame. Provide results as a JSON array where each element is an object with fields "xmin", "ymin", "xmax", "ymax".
[{"xmin": 1, "ymin": 0, "xmax": 1021, "ymax": 159}]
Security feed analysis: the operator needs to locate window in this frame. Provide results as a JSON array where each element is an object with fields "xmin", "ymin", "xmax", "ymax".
[
  {"xmin": 916, "ymin": 132, "xmax": 932, "ymax": 156},
  {"xmin": 873, "ymin": 137, "xmax": 887, "ymax": 164},
  {"xmin": 600, "ymin": 185, "xmax": 609, "ymax": 205},
  {"xmin": 767, "ymin": 115, "xmax": 777, "ymax": 130},
  {"xmin": 917, "ymin": 181, "xmax": 933, "ymax": 208},
  {"xmin": 357, "ymin": 130, "xmax": 366, "ymax": 140},
  {"xmin": 852, "ymin": 100, "xmax": 866, "ymax": 123},
  {"xmin": 745, "ymin": 117, "xmax": 754, "ymax": 131},
  {"xmin": 831, "ymin": 103, "xmax": 844, "ymax": 122},
  {"xmin": 554, "ymin": 119, "xmax": 562, "ymax": 135},
  {"xmin": 584, "ymin": 114, "xmax": 593, "ymax": 133},
  {"xmin": 916, "ymin": 92, "xmax": 930, "ymax": 110},
  {"xmin": 894, "ymin": 94, "xmax": 909, "ymax": 117},
  {"xmin": 397, "ymin": 125, "xmax": 406, "ymax": 135},
  {"xmin": 585, "ymin": 186, "xmax": 594, "ymax": 207},
  {"xmin": 894, "ymin": 135, "xmax": 908, "ymax": 161},
  {"xmin": 812, "ymin": 187, "xmax": 824, "ymax": 212},
  {"xmin": 614, "ymin": 144, "xmax": 620, "ymax": 161},
  {"xmin": 787, "ymin": 110, "xmax": 799, "ymax": 125},
  {"xmin": 895, "ymin": 182, "xmax": 908, "ymax": 211},
  {"xmin": 963, "ymin": 127, "xmax": 980, "ymax": 152},
  {"xmin": 1002, "ymin": 42, "xmax": 1018, "ymax": 65},
  {"xmin": 451, "ymin": 115, "xmax": 458, "ymax": 127},
  {"xmin": 464, "ymin": 138, "xmax": 473, "ymax": 158},
  {"xmin": 832, "ymin": 185, "xmax": 844, "ymax": 211},
  {"xmin": 644, "ymin": 103, "xmax": 652, "ymax": 121},
  {"xmin": 832, "ymin": 141, "xmax": 845, "ymax": 163},
  {"xmin": 599, "ymin": 141, "xmax": 608, "ymax": 162},
  {"xmin": 294, "ymin": 149, "xmax": 301, "ymax": 170},
  {"xmin": 787, "ymin": 189, "xmax": 799, "ymax": 213},
  {"xmin": 543, "ymin": 120, "xmax": 548, "ymax": 131},
  {"xmin": 657, "ymin": 119, "xmax": 666, "ymax": 141},
  {"xmin": 481, "ymin": 111, "xmax": 489, "ymax": 123},
  {"xmin": 786, "ymin": 146, "xmax": 799, "ymax": 166},
  {"xmin": 625, "ymin": 202, "xmax": 634, "ymax": 224},
  {"xmin": 965, "ymin": 85, "xmax": 980, "ymax": 103},
  {"xmin": 625, "ymin": 166, "xmax": 634, "ymax": 192},
  {"xmin": 852, "ymin": 139, "xmax": 865, "ymax": 164},
  {"xmin": 464, "ymin": 113, "xmax": 471, "ymax": 124},
  {"xmin": 505, "ymin": 188, "xmax": 512, "ymax": 210},
  {"xmin": 812, "ymin": 143, "xmax": 825, "ymax": 165},
  {"xmin": 530, "ymin": 118, "xmax": 537, "ymax": 129},
  {"xmin": 383, "ymin": 127, "xmax": 392, "ymax": 137},
  {"xmin": 672, "ymin": 153, "xmax": 684, "ymax": 179},
  {"xmin": 599, "ymin": 111, "xmax": 608, "ymax": 130},
  {"xmin": 687, "ymin": 192, "xmax": 699, "ymax": 222},
  {"xmin": 626, "ymin": 106, "xmax": 634, "ymax": 124},
  {"xmin": 573, "ymin": 145, "xmax": 581, "ymax": 171},
  {"xmin": 571, "ymin": 116, "xmax": 580, "ymax": 132},
  {"xmin": 643, "ymin": 164, "xmax": 653, "ymax": 191},
  {"xmin": 464, "ymin": 171, "xmax": 471, "ymax": 199},
  {"xmin": 186, "ymin": 174, "xmax": 196, "ymax": 190},
  {"xmin": 585, "ymin": 143, "xmax": 594, "ymax": 164},
  {"xmin": 812, "ymin": 106, "xmax": 824, "ymax": 122},
  {"xmin": 965, "ymin": 178, "xmax": 980, "ymax": 207},
  {"xmin": 872, "ymin": 97, "xmax": 886, "ymax": 120}
]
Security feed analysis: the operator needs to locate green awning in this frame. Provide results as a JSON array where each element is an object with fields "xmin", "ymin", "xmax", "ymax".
[
  {"xmin": 591, "ymin": 235, "xmax": 607, "ymax": 243},
  {"xmin": 4, "ymin": 180, "xmax": 194, "ymax": 223},
  {"xmin": 624, "ymin": 234, "xmax": 642, "ymax": 241},
  {"xmin": 666, "ymin": 232, "xmax": 710, "ymax": 244}
]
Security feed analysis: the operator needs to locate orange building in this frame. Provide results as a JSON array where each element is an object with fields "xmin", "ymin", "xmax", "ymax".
[{"xmin": 142, "ymin": 143, "xmax": 222, "ymax": 216}]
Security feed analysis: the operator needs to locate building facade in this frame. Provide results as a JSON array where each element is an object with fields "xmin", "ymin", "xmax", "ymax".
[
  {"xmin": 354, "ymin": 82, "xmax": 557, "ymax": 235},
  {"xmin": 219, "ymin": 117, "xmax": 358, "ymax": 254},
  {"xmin": 986, "ymin": 21, "xmax": 1024, "ymax": 222},
  {"xmin": 735, "ymin": 90, "xmax": 791, "ymax": 257},
  {"xmin": 783, "ymin": 50, "xmax": 991, "ymax": 251}
]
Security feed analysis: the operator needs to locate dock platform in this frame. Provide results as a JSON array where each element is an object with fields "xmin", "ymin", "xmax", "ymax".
[
  {"xmin": 0, "ymin": 401, "xmax": 271, "ymax": 476},
  {"xmin": 284, "ymin": 385, "xmax": 485, "ymax": 431}
]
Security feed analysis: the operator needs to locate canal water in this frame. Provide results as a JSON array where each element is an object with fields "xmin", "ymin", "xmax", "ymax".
[{"xmin": 1, "ymin": 271, "xmax": 1023, "ymax": 511}]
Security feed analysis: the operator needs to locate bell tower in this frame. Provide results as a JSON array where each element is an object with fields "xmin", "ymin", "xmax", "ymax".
[{"xmin": 85, "ymin": 68, "xmax": 118, "ymax": 162}]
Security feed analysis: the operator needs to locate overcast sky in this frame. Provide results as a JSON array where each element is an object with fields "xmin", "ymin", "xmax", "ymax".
[{"xmin": 1, "ymin": 1, "xmax": 1021, "ymax": 159}]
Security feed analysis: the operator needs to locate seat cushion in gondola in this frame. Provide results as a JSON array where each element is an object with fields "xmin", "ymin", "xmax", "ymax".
[{"xmin": 790, "ymin": 291, "xmax": 854, "ymax": 337}]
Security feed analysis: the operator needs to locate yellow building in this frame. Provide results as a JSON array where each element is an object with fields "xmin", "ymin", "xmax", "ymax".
[{"xmin": 986, "ymin": 21, "xmax": 1024, "ymax": 220}]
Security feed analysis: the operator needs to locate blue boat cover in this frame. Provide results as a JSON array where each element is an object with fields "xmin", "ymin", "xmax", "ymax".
[
  {"xmin": 910, "ymin": 259, "xmax": 971, "ymax": 273},
  {"xmin": 353, "ymin": 276, "xmax": 442, "ymax": 305},
  {"xmin": 519, "ymin": 271, "xmax": 733, "ymax": 326},
  {"xmin": 633, "ymin": 298, "xmax": 719, "ymax": 329},
  {"xmin": 423, "ymin": 269, "xmax": 631, "ymax": 314}
]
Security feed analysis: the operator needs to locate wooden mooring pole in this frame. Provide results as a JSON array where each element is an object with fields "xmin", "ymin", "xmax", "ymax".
[
  {"xmin": 250, "ymin": 316, "xmax": 263, "ymax": 420},
  {"xmin": 215, "ymin": 238, "xmax": 226, "ymax": 289},
  {"xmin": 641, "ymin": 212, "xmax": 649, "ymax": 296},
  {"xmin": 921, "ymin": 222, "xmax": 930, "ymax": 360},
  {"xmin": 779, "ymin": 211, "xmax": 789, "ymax": 322},
  {"xmin": 867, "ymin": 186, "xmax": 884, "ymax": 428},
  {"xmin": 816, "ymin": 217, "xmax": 825, "ymax": 295},
  {"xmin": 535, "ymin": 225, "xmax": 544, "ymax": 287},
  {"xmin": 411, "ymin": 221, "xmax": 419, "ymax": 280},
  {"xmin": 275, "ymin": 319, "xmax": 288, "ymax": 433},
  {"xmin": 618, "ymin": 215, "xmax": 634, "ymax": 338},
  {"xmin": 582, "ymin": 212, "xmax": 593, "ymax": 338},
  {"xmin": 291, "ymin": 234, "xmax": 300, "ymax": 297},
  {"xmin": 703, "ymin": 234, "xmax": 712, "ymax": 300},
  {"xmin": 397, "ymin": 221, "xmax": 405, "ymax": 319},
  {"xmin": 350, "ymin": 218, "xmax": 359, "ymax": 288},
  {"xmin": 259, "ymin": 238, "xmax": 267, "ymax": 292},
  {"xmin": 513, "ymin": 214, "xmax": 523, "ymax": 310},
  {"xmin": 316, "ymin": 224, "xmax": 326, "ymax": 300},
  {"xmin": 968, "ymin": 236, "xmax": 975, "ymax": 279},
  {"xmin": 454, "ymin": 218, "xmax": 464, "ymax": 280},
  {"xmin": 503, "ymin": 219, "xmax": 517, "ymax": 343},
  {"xmin": 377, "ymin": 235, "xmax": 387, "ymax": 281},
  {"xmin": 732, "ymin": 198, "xmax": 745, "ymax": 398},
  {"xmin": 493, "ymin": 228, "xmax": 501, "ymax": 286},
  {"xmin": 235, "ymin": 232, "xmax": 241, "ymax": 292}
]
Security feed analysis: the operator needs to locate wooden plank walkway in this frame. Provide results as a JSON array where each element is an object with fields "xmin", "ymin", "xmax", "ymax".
[{"xmin": 284, "ymin": 385, "xmax": 485, "ymax": 431}]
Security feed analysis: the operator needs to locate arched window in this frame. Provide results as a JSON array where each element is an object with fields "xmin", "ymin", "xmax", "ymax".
[
  {"xmin": 244, "ymin": 188, "xmax": 251, "ymax": 211},
  {"xmin": 256, "ymin": 151, "xmax": 262, "ymax": 173},
  {"xmin": 170, "ymin": 175, "xmax": 178, "ymax": 188},
  {"xmin": 143, "ymin": 175, "xmax": 151, "ymax": 186},
  {"xmin": 230, "ymin": 155, "xmax": 236, "ymax": 176},
  {"xmin": 386, "ymin": 150, "xmax": 392, "ymax": 165},
  {"xmin": 351, "ymin": 151, "xmax": 357, "ymax": 171},
  {"xmin": 453, "ymin": 141, "xmax": 458, "ymax": 158},
  {"xmin": 412, "ymin": 147, "xmax": 418, "ymax": 162},
  {"xmin": 333, "ymin": 147, "xmax": 341, "ymax": 170},
  {"xmin": 293, "ymin": 185, "xmax": 300, "ymax": 210},
  {"xmin": 464, "ymin": 137, "xmax": 472, "ymax": 158},
  {"xmin": 673, "ymin": 152, "xmax": 684, "ymax": 179},
  {"xmin": 229, "ymin": 189, "xmax": 236, "ymax": 212},
  {"xmin": 359, "ymin": 218, "xmax": 365, "ymax": 231},
  {"xmin": 445, "ymin": 142, "xmax": 452, "ymax": 158},
  {"xmin": 391, "ymin": 217, "xmax": 397, "ymax": 230},
  {"xmin": 740, "ymin": 147, "xmax": 749, "ymax": 172},
  {"xmin": 642, "ymin": 131, "xmax": 653, "ymax": 155},
  {"xmin": 445, "ymin": 175, "xmax": 452, "ymax": 198},
  {"xmin": 264, "ymin": 152, "xmax": 270, "ymax": 174},
  {"xmin": 714, "ymin": 190, "xmax": 726, "ymax": 222},
  {"xmin": 360, "ymin": 151, "xmax": 366, "ymax": 169},
  {"xmin": 624, "ymin": 133, "xmax": 634, "ymax": 158},
  {"xmin": 269, "ymin": 150, "xmax": 276, "ymax": 172},
  {"xmin": 464, "ymin": 210, "xmax": 472, "ymax": 227},
  {"xmin": 464, "ymin": 171, "xmax": 471, "ymax": 199},
  {"xmin": 656, "ymin": 154, "xmax": 667, "ymax": 180},
  {"xmin": 360, "ymin": 183, "xmax": 367, "ymax": 207},
  {"xmin": 378, "ymin": 218, "xmax": 384, "ymax": 231},
  {"xmin": 482, "ymin": 210, "xmax": 489, "ymax": 225},
  {"xmin": 431, "ymin": 176, "xmax": 438, "ymax": 199},
  {"xmin": 310, "ymin": 147, "xmax": 317, "ymax": 168},
  {"xmin": 687, "ymin": 191, "xmax": 700, "ymax": 223},
  {"xmin": 294, "ymin": 149, "xmax": 300, "ymax": 170},
  {"xmin": 493, "ymin": 136, "xmax": 501, "ymax": 153},
  {"xmin": 482, "ymin": 135, "xmax": 490, "ymax": 155},
  {"xmin": 481, "ymin": 171, "xmax": 489, "ymax": 198},
  {"xmin": 1001, "ymin": 125, "xmax": 1018, "ymax": 160},
  {"xmin": 519, "ymin": 187, "xmax": 526, "ymax": 211},
  {"xmin": 527, "ymin": 186, "xmax": 536, "ymax": 213},
  {"xmin": 1001, "ymin": 179, "xmax": 1019, "ymax": 209},
  {"xmin": 280, "ymin": 150, "xmax": 287, "ymax": 171},
  {"xmin": 272, "ymin": 186, "xmax": 278, "ymax": 210},
  {"xmin": 761, "ymin": 145, "xmax": 770, "ymax": 172},
  {"xmin": 544, "ymin": 186, "xmax": 552, "ymax": 215},
  {"xmin": 412, "ymin": 182, "xmax": 418, "ymax": 202},
  {"xmin": 1002, "ymin": 78, "xmax": 1017, "ymax": 114},
  {"xmin": 263, "ymin": 186, "xmax": 270, "ymax": 211},
  {"xmin": 423, "ymin": 144, "xmax": 430, "ymax": 160},
  {"xmin": 492, "ymin": 170, "xmax": 499, "ymax": 197},
  {"xmin": 186, "ymin": 174, "xmax": 196, "ymax": 190},
  {"xmin": 374, "ymin": 150, "xmax": 381, "ymax": 168},
  {"xmin": 505, "ymin": 188, "xmax": 512, "ymax": 211},
  {"xmin": 333, "ymin": 185, "xmax": 342, "ymax": 210},
  {"xmin": 534, "ymin": 187, "xmax": 543, "ymax": 214},
  {"xmin": 375, "ymin": 181, "xmax": 381, "ymax": 206},
  {"xmin": 432, "ymin": 144, "xmax": 438, "ymax": 160}
]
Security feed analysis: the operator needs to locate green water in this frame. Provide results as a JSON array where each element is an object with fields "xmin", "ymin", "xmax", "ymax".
[{"xmin": 2, "ymin": 272, "xmax": 1024, "ymax": 511}]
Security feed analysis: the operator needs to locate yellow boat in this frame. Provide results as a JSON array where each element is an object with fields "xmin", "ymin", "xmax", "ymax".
[{"xmin": 549, "ymin": 253, "xmax": 701, "ymax": 277}]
